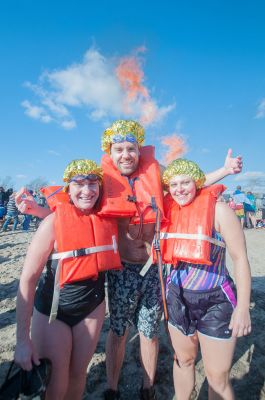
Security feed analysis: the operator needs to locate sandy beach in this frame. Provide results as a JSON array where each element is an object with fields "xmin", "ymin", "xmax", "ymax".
[{"xmin": 0, "ymin": 227, "xmax": 264, "ymax": 399}]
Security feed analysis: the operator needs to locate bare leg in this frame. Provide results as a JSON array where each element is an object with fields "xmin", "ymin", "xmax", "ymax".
[
  {"xmin": 139, "ymin": 332, "xmax": 158, "ymax": 388},
  {"xmin": 31, "ymin": 309, "xmax": 72, "ymax": 400},
  {"xmin": 106, "ymin": 328, "xmax": 129, "ymax": 390},
  {"xmin": 249, "ymin": 213, "xmax": 256, "ymax": 228},
  {"xmin": 65, "ymin": 301, "xmax": 106, "ymax": 399},
  {"xmin": 168, "ymin": 325, "xmax": 199, "ymax": 400},
  {"xmin": 198, "ymin": 332, "xmax": 236, "ymax": 400}
]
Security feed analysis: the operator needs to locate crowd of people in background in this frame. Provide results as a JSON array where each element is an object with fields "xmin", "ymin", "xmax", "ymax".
[
  {"xmin": 0, "ymin": 186, "xmax": 47, "ymax": 232},
  {"xmin": 1, "ymin": 183, "xmax": 265, "ymax": 233},
  {"xmin": 227, "ymin": 185, "xmax": 265, "ymax": 229}
]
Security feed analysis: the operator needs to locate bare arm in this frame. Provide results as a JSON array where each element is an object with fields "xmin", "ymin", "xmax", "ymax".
[
  {"xmin": 204, "ymin": 149, "xmax": 243, "ymax": 186},
  {"xmin": 15, "ymin": 214, "xmax": 55, "ymax": 370},
  {"xmin": 215, "ymin": 202, "xmax": 251, "ymax": 337},
  {"xmin": 15, "ymin": 187, "xmax": 52, "ymax": 218}
]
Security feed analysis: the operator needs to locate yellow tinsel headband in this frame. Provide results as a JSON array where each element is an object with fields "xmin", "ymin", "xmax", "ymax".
[
  {"xmin": 101, "ymin": 119, "xmax": 145, "ymax": 154},
  {"xmin": 162, "ymin": 159, "xmax": 206, "ymax": 189},
  {"xmin": 63, "ymin": 159, "xmax": 103, "ymax": 190}
]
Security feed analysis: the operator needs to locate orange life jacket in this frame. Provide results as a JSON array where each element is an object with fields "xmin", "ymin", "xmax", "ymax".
[
  {"xmin": 51, "ymin": 202, "xmax": 122, "ymax": 287},
  {"xmin": 156, "ymin": 185, "xmax": 226, "ymax": 266},
  {"xmin": 40, "ymin": 186, "xmax": 68, "ymax": 211},
  {"xmin": 99, "ymin": 146, "xmax": 164, "ymax": 224}
]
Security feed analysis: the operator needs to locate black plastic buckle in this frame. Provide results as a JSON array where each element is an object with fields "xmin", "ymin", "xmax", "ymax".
[
  {"xmin": 73, "ymin": 248, "xmax": 86, "ymax": 257},
  {"xmin": 127, "ymin": 195, "xmax": 137, "ymax": 203},
  {"xmin": 153, "ymin": 239, "xmax": 160, "ymax": 251}
]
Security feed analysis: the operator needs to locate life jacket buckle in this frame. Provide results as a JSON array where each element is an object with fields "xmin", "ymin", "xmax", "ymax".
[
  {"xmin": 73, "ymin": 248, "xmax": 86, "ymax": 257},
  {"xmin": 127, "ymin": 195, "xmax": 137, "ymax": 203}
]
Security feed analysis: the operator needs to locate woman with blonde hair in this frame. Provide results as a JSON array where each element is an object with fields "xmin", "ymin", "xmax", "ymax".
[
  {"xmin": 15, "ymin": 159, "xmax": 121, "ymax": 400},
  {"xmin": 160, "ymin": 159, "xmax": 251, "ymax": 400}
]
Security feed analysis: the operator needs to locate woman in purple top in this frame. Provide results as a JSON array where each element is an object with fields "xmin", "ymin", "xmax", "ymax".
[{"xmin": 162, "ymin": 159, "xmax": 251, "ymax": 400}]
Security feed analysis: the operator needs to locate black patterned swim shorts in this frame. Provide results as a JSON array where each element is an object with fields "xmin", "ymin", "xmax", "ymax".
[{"xmin": 107, "ymin": 262, "xmax": 163, "ymax": 339}]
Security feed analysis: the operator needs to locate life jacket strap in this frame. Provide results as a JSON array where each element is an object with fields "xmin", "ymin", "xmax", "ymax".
[
  {"xmin": 160, "ymin": 232, "xmax": 225, "ymax": 248},
  {"xmin": 49, "ymin": 259, "xmax": 62, "ymax": 323},
  {"xmin": 49, "ymin": 235, "xmax": 118, "ymax": 261},
  {"xmin": 139, "ymin": 256, "xmax": 153, "ymax": 277}
]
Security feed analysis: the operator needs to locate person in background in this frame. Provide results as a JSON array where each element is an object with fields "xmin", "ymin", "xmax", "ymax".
[
  {"xmin": 233, "ymin": 186, "xmax": 250, "ymax": 228},
  {"xmin": 0, "ymin": 187, "xmax": 7, "ymax": 221},
  {"xmin": 228, "ymin": 196, "xmax": 236, "ymax": 211},
  {"xmin": 1, "ymin": 192, "xmax": 19, "ymax": 231},
  {"xmin": 5, "ymin": 188, "xmax": 14, "ymax": 203},
  {"xmin": 21, "ymin": 190, "xmax": 34, "ymax": 231},
  {"xmin": 245, "ymin": 191, "xmax": 257, "ymax": 228}
]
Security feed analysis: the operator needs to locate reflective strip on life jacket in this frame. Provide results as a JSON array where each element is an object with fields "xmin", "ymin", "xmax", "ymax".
[
  {"xmin": 49, "ymin": 236, "xmax": 118, "ymax": 261},
  {"xmin": 160, "ymin": 232, "xmax": 226, "ymax": 248}
]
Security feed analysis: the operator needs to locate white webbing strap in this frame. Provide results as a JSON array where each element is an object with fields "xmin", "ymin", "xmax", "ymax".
[
  {"xmin": 139, "ymin": 256, "xmax": 153, "ymax": 277},
  {"xmin": 49, "ymin": 235, "xmax": 118, "ymax": 261},
  {"xmin": 48, "ymin": 235, "xmax": 118, "ymax": 323},
  {"xmin": 49, "ymin": 259, "xmax": 62, "ymax": 323},
  {"xmin": 159, "ymin": 232, "xmax": 225, "ymax": 248}
]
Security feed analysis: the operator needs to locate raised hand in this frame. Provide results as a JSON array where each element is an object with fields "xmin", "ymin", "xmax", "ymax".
[
  {"xmin": 15, "ymin": 188, "xmax": 37, "ymax": 215},
  {"xmin": 224, "ymin": 148, "xmax": 243, "ymax": 175}
]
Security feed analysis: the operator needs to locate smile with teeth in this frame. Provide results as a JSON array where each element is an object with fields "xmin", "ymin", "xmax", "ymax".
[{"xmin": 79, "ymin": 196, "xmax": 94, "ymax": 201}]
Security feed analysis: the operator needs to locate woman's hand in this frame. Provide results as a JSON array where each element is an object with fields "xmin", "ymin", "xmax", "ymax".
[
  {"xmin": 15, "ymin": 188, "xmax": 38, "ymax": 215},
  {"xmin": 224, "ymin": 148, "xmax": 243, "ymax": 175},
  {"xmin": 15, "ymin": 188, "xmax": 51, "ymax": 218},
  {"xmin": 229, "ymin": 306, "xmax": 251, "ymax": 337},
  {"xmin": 14, "ymin": 338, "xmax": 40, "ymax": 371}
]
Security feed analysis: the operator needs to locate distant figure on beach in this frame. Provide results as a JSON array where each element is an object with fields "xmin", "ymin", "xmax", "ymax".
[
  {"xmin": 0, "ymin": 187, "xmax": 7, "ymax": 220},
  {"xmin": 160, "ymin": 159, "xmax": 251, "ymax": 400},
  {"xmin": 14, "ymin": 159, "xmax": 121, "ymax": 400},
  {"xmin": 228, "ymin": 196, "xmax": 236, "ymax": 211},
  {"xmin": 15, "ymin": 120, "xmax": 243, "ymax": 400},
  {"xmin": 233, "ymin": 185, "xmax": 250, "ymax": 228},
  {"xmin": 1, "ymin": 192, "xmax": 19, "ymax": 231},
  {"xmin": 244, "ymin": 191, "xmax": 257, "ymax": 228}
]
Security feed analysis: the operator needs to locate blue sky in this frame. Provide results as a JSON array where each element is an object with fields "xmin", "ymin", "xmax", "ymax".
[{"xmin": 1, "ymin": 1, "xmax": 265, "ymax": 193}]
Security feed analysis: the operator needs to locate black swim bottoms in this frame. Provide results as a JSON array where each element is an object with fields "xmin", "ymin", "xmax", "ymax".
[
  {"xmin": 166, "ymin": 280, "xmax": 237, "ymax": 339},
  {"xmin": 34, "ymin": 260, "xmax": 105, "ymax": 327}
]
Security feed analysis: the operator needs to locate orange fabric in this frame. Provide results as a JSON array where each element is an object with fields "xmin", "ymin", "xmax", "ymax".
[
  {"xmin": 99, "ymin": 146, "xmax": 164, "ymax": 224},
  {"xmin": 157, "ymin": 184, "xmax": 226, "ymax": 266},
  {"xmin": 54, "ymin": 203, "xmax": 122, "ymax": 287},
  {"xmin": 40, "ymin": 186, "xmax": 69, "ymax": 211}
]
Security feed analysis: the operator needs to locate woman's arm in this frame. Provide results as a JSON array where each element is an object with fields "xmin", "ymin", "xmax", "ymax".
[
  {"xmin": 215, "ymin": 202, "xmax": 251, "ymax": 337},
  {"xmin": 15, "ymin": 214, "xmax": 55, "ymax": 370},
  {"xmin": 204, "ymin": 149, "xmax": 243, "ymax": 186}
]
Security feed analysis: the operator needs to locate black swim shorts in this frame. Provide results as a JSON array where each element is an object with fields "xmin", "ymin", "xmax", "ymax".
[{"xmin": 166, "ymin": 280, "xmax": 237, "ymax": 339}]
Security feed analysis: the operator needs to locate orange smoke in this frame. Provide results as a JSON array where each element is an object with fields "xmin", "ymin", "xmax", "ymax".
[
  {"xmin": 116, "ymin": 56, "xmax": 149, "ymax": 100},
  {"xmin": 161, "ymin": 134, "xmax": 187, "ymax": 165},
  {"xmin": 116, "ymin": 50, "xmax": 161, "ymax": 125}
]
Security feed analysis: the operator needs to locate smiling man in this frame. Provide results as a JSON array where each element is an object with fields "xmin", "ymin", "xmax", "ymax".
[{"xmin": 99, "ymin": 120, "xmax": 243, "ymax": 400}]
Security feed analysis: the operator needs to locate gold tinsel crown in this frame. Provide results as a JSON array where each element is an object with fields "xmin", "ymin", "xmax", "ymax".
[
  {"xmin": 63, "ymin": 159, "xmax": 103, "ymax": 187},
  {"xmin": 162, "ymin": 159, "xmax": 206, "ymax": 189},
  {"xmin": 101, "ymin": 120, "xmax": 145, "ymax": 153}
]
